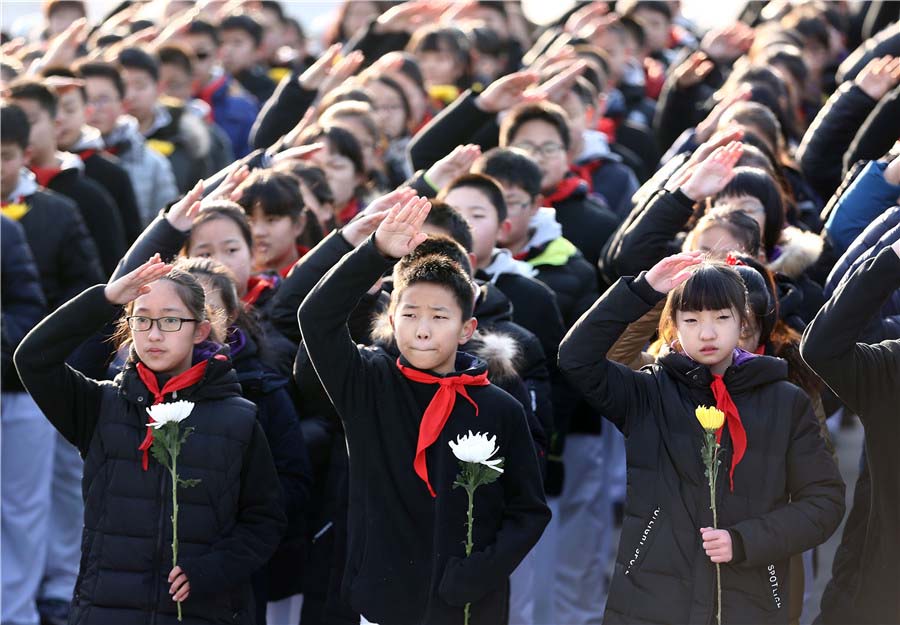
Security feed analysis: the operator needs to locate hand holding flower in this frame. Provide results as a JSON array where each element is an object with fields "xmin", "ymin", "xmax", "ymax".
[{"xmin": 700, "ymin": 528, "xmax": 733, "ymax": 563}]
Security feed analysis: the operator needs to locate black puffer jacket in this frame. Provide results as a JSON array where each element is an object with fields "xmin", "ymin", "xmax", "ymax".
[
  {"xmin": 14, "ymin": 285, "xmax": 286, "ymax": 625},
  {"xmin": 559, "ymin": 275, "xmax": 845, "ymax": 625}
]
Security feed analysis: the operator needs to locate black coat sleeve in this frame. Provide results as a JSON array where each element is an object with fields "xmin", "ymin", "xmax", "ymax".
[
  {"xmin": 269, "ymin": 230, "xmax": 354, "ymax": 344},
  {"xmin": 601, "ymin": 188, "xmax": 695, "ymax": 283},
  {"xmin": 344, "ymin": 18, "xmax": 412, "ymax": 66},
  {"xmin": 801, "ymin": 246, "xmax": 900, "ymax": 425},
  {"xmin": 408, "ymin": 90, "xmax": 495, "ymax": 171},
  {"xmin": 729, "ymin": 387, "xmax": 845, "ymax": 566},
  {"xmin": 558, "ymin": 275, "xmax": 665, "ymax": 434},
  {"xmin": 47, "ymin": 193, "xmax": 105, "ymax": 308},
  {"xmin": 13, "ymin": 285, "xmax": 118, "ymax": 453},
  {"xmin": 70, "ymin": 177, "xmax": 128, "ymax": 277},
  {"xmin": 1, "ymin": 216, "xmax": 46, "ymax": 379},
  {"xmin": 797, "ymin": 82, "xmax": 879, "ymax": 202},
  {"xmin": 298, "ymin": 236, "xmax": 394, "ymax": 421},
  {"xmin": 178, "ymin": 418, "xmax": 287, "ymax": 594},
  {"xmin": 249, "ymin": 72, "xmax": 318, "ymax": 151},
  {"xmin": 843, "ymin": 83, "xmax": 900, "ymax": 173}
]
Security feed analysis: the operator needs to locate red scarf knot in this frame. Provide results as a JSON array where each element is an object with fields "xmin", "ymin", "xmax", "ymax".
[
  {"xmin": 135, "ymin": 360, "xmax": 208, "ymax": 471},
  {"xmin": 396, "ymin": 359, "xmax": 490, "ymax": 497},
  {"xmin": 710, "ymin": 373, "xmax": 747, "ymax": 492}
]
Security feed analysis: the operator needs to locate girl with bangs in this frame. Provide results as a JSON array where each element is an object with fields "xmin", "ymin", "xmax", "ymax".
[{"xmin": 559, "ymin": 252, "xmax": 844, "ymax": 625}]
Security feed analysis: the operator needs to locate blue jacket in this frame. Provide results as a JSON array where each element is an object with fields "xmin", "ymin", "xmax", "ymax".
[
  {"xmin": 824, "ymin": 160, "xmax": 900, "ymax": 254},
  {"xmin": 204, "ymin": 75, "xmax": 259, "ymax": 158}
]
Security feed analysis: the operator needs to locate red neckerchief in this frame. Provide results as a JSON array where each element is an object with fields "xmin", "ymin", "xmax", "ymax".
[
  {"xmin": 196, "ymin": 75, "xmax": 228, "ymax": 122},
  {"xmin": 412, "ymin": 110, "xmax": 434, "ymax": 135},
  {"xmin": 710, "ymin": 374, "xmax": 748, "ymax": 492},
  {"xmin": 76, "ymin": 149, "xmax": 98, "ymax": 162},
  {"xmin": 30, "ymin": 165, "xmax": 62, "ymax": 188},
  {"xmin": 242, "ymin": 273, "xmax": 278, "ymax": 307},
  {"xmin": 396, "ymin": 358, "xmax": 490, "ymax": 497},
  {"xmin": 135, "ymin": 360, "xmax": 208, "ymax": 471},
  {"xmin": 571, "ymin": 162, "xmax": 602, "ymax": 193},
  {"xmin": 279, "ymin": 245, "xmax": 310, "ymax": 279},
  {"xmin": 754, "ymin": 344, "xmax": 766, "ymax": 356},
  {"xmin": 597, "ymin": 117, "xmax": 618, "ymax": 144},
  {"xmin": 337, "ymin": 198, "xmax": 360, "ymax": 226},
  {"xmin": 545, "ymin": 175, "xmax": 588, "ymax": 206}
]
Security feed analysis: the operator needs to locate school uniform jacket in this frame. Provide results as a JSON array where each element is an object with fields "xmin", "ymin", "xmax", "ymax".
[
  {"xmin": 298, "ymin": 236, "xmax": 550, "ymax": 625},
  {"xmin": 559, "ymin": 274, "xmax": 844, "ymax": 625},
  {"xmin": 14, "ymin": 285, "xmax": 286, "ymax": 625}
]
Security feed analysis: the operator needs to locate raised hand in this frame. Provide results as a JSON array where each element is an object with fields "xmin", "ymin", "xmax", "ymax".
[
  {"xmin": 105, "ymin": 254, "xmax": 173, "ymax": 305},
  {"xmin": 645, "ymin": 251, "xmax": 704, "ymax": 294},
  {"xmin": 695, "ymin": 84, "xmax": 752, "ymax": 142},
  {"xmin": 529, "ymin": 60, "xmax": 588, "ymax": 104},
  {"xmin": 672, "ymin": 51, "xmax": 716, "ymax": 89},
  {"xmin": 299, "ymin": 43, "xmax": 343, "ymax": 91},
  {"xmin": 855, "ymin": 55, "xmax": 900, "ymax": 101},
  {"xmin": 362, "ymin": 186, "xmax": 419, "ymax": 217},
  {"xmin": 565, "ymin": 2, "xmax": 609, "ymax": 35},
  {"xmin": 700, "ymin": 22, "xmax": 754, "ymax": 63},
  {"xmin": 374, "ymin": 196, "xmax": 432, "ymax": 258},
  {"xmin": 681, "ymin": 141, "xmax": 744, "ymax": 201},
  {"xmin": 425, "ymin": 144, "xmax": 482, "ymax": 191},
  {"xmin": 166, "ymin": 180, "xmax": 205, "ymax": 231},
  {"xmin": 271, "ymin": 143, "xmax": 325, "ymax": 168},
  {"xmin": 317, "ymin": 50, "xmax": 365, "ymax": 99},
  {"xmin": 375, "ymin": 0, "xmax": 449, "ymax": 34},
  {"xmin": 33, "ymin": 17, "xmax": 88, "ymax": 73},
  {"xmin": 665, "ymin": 127, "xmax": 744, "ymax": 192},
  {"xmin": 475, "ymin": 70, "xmax": 540, "ymax": 113}
]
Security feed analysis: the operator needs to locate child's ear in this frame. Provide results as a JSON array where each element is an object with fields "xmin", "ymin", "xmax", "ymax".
[
  {"xmin": 499, "ymin": 218, "xmax": 513, "ymax": 239},
  {"xmin": 459, "ymin": 316, "xmax": 478, "ymax": 345},
  {"xmin": 193, "ymin": 320, "xmax": 212, "ymax": 344},
  {"xmin": 467, "ymin": 252, "xmax": 478, "ymax": 272}
]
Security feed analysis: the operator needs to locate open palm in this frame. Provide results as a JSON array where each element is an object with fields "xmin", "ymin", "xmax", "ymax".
[
  {"xmin": 682, "ymin": 141, "xmax": 743, "ymax": 201},
  {"xmin": 374, "ymin": 196, "xmax": 432, "ymax": 259}
]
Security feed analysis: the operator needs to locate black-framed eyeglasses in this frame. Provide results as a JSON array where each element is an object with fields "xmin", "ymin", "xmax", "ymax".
[
  {"xmin": 126, "ymin": 316, "xmax": 197, "ymax": 332},
  {"xmin": 511, "ymin": 142, "xmax": 565, "ymax": 158}
]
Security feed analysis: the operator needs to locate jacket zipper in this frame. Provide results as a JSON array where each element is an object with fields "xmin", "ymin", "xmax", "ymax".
[{"xmin": 150, "ymin": 469, "xmax": 167, "ymax": 624}]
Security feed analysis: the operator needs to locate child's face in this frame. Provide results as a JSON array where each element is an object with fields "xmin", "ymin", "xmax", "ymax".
[
  {"xmin": 122, "ymin": 67, "xmax": 159, "ymax": 123},
  {"xmin": 55, "ymin": 89, "xmax": 87, "ymax": 150},
  {"xmin": 368, "ymin": 81, "xmax": 408, "ymax": 139},
  {"xmin": 690, "ymin": 226, "xmax": 746, "ymax": 255},
  {"xmin": 159, "ymin": 63, "xmax": 194, "ymax": 103},
  {"xmin": 442, "ymin": 186, "xmax": 505, "ymax": 270},
  {"xmin": 498, "ymin": 184, "xmax": 539, "ymax": 250},
  {"xmin": 220, "ymin": 29, "xmax": 258, "ymax": 75},
  {"xmin": 187, "ymin": 217, "xmax": 253, "ymax": 297},
  {"xmin": 185, "ymin": 33, "xmax": 218, "ymax": 84},
  {"xmin": 675, "ymin": 307, "xmax": 743, "ymax": 372},
  {"xmin": 391, "ymin": 282, "xmax": 476, "ymax": 374},
  {"xmin": 0, "ymin": 142, "xmax": 26, "ymax": 198},
  {"xmin": 632, "ymin": 7, "xmax": 670, "ymax": 54},
  {"xmin": 11, "ymin": 98, "xmax": 57, "ymax": 160},
  {"xmin": 508, "ymin": 120, "xmax": 570, "ymax": 194},
  {"xmin": 417, "ymin": 50, "xmax": 462, "ymax": 87},
  {"xmin": 130, "ymin": 280, "xmax": 210, "ymax": 375},
  {"xmin": 310, "ymin": 143, "xmax": 361, "ymax": 209},
  {"xmin": 248, "ymin": 206, "xmax": 304, "ymax": 272},
  {"xmin": 84, "ymin": 76, "xmax": 124, "ymax": 136}
]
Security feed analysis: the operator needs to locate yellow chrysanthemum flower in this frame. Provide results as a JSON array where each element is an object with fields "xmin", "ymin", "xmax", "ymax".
[{"xmin": 696, "ymin": 405, "xmax": 725, "ymax": 431}]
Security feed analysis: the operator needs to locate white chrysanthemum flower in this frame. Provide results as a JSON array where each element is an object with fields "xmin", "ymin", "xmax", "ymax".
[
  {"xmin": 448, "ymin": 430, "xmax": 504, "ymax": 473},
  {"xmin": 146, "ymin": 400, "xmax": 195, "ymax": 429}
]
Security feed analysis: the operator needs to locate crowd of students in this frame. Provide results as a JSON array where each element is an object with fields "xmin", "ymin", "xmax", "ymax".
[{"xmin": 1, "ymin": 1, "xmax": 899, "ymax": 624}]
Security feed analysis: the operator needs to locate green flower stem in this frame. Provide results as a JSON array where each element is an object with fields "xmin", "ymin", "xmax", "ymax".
[
  {"xmin": 171, "ymin": 444, "xmax": 182, "ymax": 621},
  {"xmin": 464, "ymin": 482, "xmax": 475, "ymax": 625}
]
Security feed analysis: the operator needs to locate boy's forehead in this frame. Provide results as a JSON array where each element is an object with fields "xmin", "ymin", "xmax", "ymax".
[
  {"xmin": 397, "ymin": 282, "xmax": 463, "ymax": 312},
  {"xmin": 513, "ymin": 118, "xmax": 564, "ymax": 143}
]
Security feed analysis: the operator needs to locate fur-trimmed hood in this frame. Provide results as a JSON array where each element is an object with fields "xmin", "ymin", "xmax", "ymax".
[
  {"xmin": 768, "ymin": 226, "xmax": 824, "ymax": 279},
  {"xmin": 369, "ymin": 310, "xmax": 521, "ymax": 384}
]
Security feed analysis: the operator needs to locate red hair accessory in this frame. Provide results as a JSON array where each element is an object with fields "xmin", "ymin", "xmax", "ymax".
[{"xmin": 725, "ymin": 254, "xmax": 745, "ymax": 267}]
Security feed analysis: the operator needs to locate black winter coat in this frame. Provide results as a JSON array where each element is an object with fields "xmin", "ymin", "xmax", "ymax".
[
  {"xmin": 560, "ymin": 275, "xmax": 845, "ymax": 625},
  {"xmin": 1, "ymin": 215, "xmax": 46, "ymax": 389},
  {"xmin": 549, "ymin": 179, "xmax": 619, "ymax": 269},
  {"xmin": 44, "ymin": 166, "xmax": 127, "ymax": 276},
  {"xmin": 802, "ymin": 247, "xmax": 900, "ymax": 625},
  {"xmin": 13, "ymin": 285, "xmax": 286, "ymax": 625},
  {"xmin": 298, "ymin": 237, "xmax": 550, "ymax": 625},
  {"xmin": 80, "ymin": 150, "xmax": 143, "ymax": 244},
  {"xmin": 521, "ymin": 238, "xmax": 598, "ymax": 327}
]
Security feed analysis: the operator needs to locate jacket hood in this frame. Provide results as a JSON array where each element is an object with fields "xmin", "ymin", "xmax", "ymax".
[
  {"xmin": 370, "ymin": 308, "xmax": 520, "ymax": 382},
  {"xmin": 5, "ymin": 168, "xmax": 38, "ymax": 202},
  {"xmin": 70, "ymin": 125, "xmax": 106, "ymax": 152},
  {"xmin": 473, "ymin": 281, "xmax": 514, "ymax": 325},
  {"xmin": 768, "ymin": 226, "xmax": 824, "ymax": 279},
  {"xmin": 104, "ymin": 115, "xmax": 145, "ymax": 152},
  {"xmin": 117, "ymin": 342, "xmax": 243, "ymax": 406},
  {"xmin": 576, "ymin": 129, "xmax": 621, "ymax": 164},
  {"xmin": 525, "ymin": 207, "xmax": 563, "ymax": 252},
  {"xmin": 56, "ymin": 151, "xmax": 85, "ymax": 174},
  {"xmin": 482, "ymin": 248, "xmax": 537, "ymax": 283}
]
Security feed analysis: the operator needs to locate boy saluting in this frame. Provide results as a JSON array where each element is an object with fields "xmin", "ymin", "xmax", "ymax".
[{"xmin": 299, "ymin": 195, "xmax": 550, "ymax": 625}]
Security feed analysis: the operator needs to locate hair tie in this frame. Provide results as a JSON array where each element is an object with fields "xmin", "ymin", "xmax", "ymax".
[{"xmin": 725, "ymin": 253, "xmax": 745, "ymax": 266}]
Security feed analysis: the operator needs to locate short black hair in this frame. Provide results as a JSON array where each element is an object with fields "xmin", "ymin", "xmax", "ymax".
[
  {"xmin": 0, "ymin": 103, "xmax": 31, "ymax": 150},
  {"xmin": 423, "ymin": 200, "xmax": 474, "ymax": 252},
  {"xmin": 759, "ymin": 45, "xmax": 808, "ymax": 86},
  {"xmin": 118, "ymin": 46, "xmax": 159, "ymax": 82},
  {"xmin": 157, "ymin": 44, "xmax": 194, "ymax": 76},
  {"xmin": 618, "ymin": 15, "xmax": 645, "ymax": 48},
  {"xmin": 299, "ymin": 124, "xmax": 366, "ymax": 176},
  {"xmin": 237, "ymin": 169, "xmax": 305, "ymax": 219},
  {"xmin": 472, "ymin": 147, "xmax": 542, "ymax": 198},
  {"xmin": 221, "ymin": 14, "xmax": 264, "ymax": 48},
  {"xmin": 439, "ymin": 172, "xmax": 508, "ymax": 223},
  {"xmin": 499, "ymin": 101, "xmax": 571, "ymax": 152},
  {"xmin": 260, "ymin": 0, "xmax": 286, "ymax": 23},
  {"xmin": 187, "ymin": 19, "xmax": 220, "ymax": 46},
  {"xmin": 7, "ymin": 78, "xmax": 58, "ymax": 117},
  {"xmin": 620, "ymin": 0, "xmax": 672, "ymax": 22},
  {"xmin": 75, "ymin": 60, "xmax": 125, "ymax": 99},
  {"xmin": 400, "ymin": 234, "xmax": 473, "ymax": 275},
  {"xmin": 44, "ymin": 0, "xmax": 85, "ymax": 19},
  {"xmin": 716, "ymin": 167, "xmax": 785, "ymax": 259},
  {"xmin": 281, "ymin": 164, "xmax": 335, "ymax": 205},
  {"xmin": 392, "ymin": 253, "xmax": 476, "ymax": 320},
  {"xmin": 687, "ymin": 205, "xmax": 762, "ymax": 257}
]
